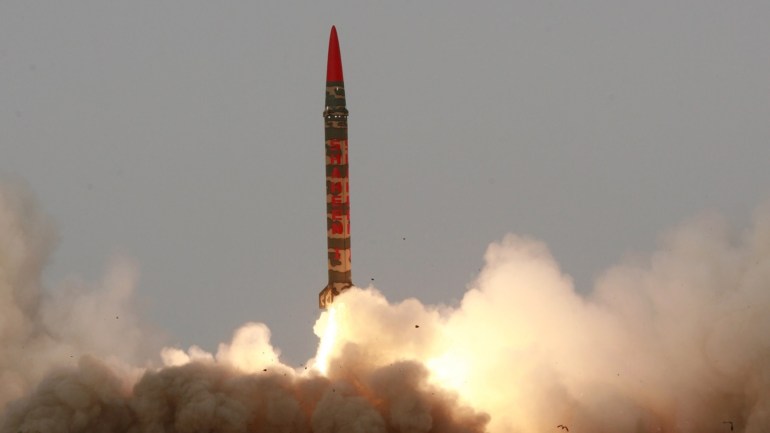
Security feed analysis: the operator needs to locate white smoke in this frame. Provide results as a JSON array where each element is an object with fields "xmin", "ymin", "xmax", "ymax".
[
  {"xmin": 1, "ymin": 180, "xmax": 769, "ymax": 432},
  {"xmin": 319, "ymin": 210, "xmax": 770, "ymax": 432}
]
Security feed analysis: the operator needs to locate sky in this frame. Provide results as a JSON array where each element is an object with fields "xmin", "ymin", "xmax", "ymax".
[{"xmin": 2, "ymin": 0, "xmax": 769, "ymax": 367}]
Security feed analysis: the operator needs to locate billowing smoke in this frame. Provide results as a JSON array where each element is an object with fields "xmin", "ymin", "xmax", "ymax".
[
  {"xmin": 0, "ymin": 182, "xmax": 152, "ymax": 408},
  {"xmin": 0, "ymin": 183, "xmax": 486, "ymax": 433},
  {"xmin": 317, "ymin": 211, "xmax": 770, "ymax": 432},
  {"xmin": 1, "ymin": 181, "xmax": 769, "ymax": 433}
]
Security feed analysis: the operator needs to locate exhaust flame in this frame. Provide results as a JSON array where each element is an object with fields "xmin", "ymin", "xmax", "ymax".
[
  {"xmin": 1, "ymin": 182, "xmax": 770, "ymax": 433},
  {"xmin": 314, "ymin": 304, "xmax": 340, "ymax": 375},
  {"xmin": 425, "ymin": 352, "xmax": 470, "ymax": 394}
]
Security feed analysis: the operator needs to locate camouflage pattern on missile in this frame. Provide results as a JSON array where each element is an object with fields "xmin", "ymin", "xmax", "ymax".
[{"xmin": 319, "ymin": 26, "xmax": 352, "ymax": 309}]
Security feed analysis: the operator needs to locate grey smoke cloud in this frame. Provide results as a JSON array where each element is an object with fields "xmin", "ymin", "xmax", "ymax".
[
  {"xmin": 3, "ymin": 348, "xmax": 486, "ymax": 433},
  {"xmin": 0, "ymin": 183, "xmax": 153, "ymax": 408}
]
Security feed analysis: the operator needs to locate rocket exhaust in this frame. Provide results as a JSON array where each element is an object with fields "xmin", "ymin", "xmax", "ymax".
[{"xmin": 319, "ymin": 26, "xmax": 352, "ymax": 309}]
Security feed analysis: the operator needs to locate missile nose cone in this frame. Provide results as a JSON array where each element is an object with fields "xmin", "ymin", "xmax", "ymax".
[{"xmin": 326, "ymin": 26, "xmax": 344, "ymax": 82}]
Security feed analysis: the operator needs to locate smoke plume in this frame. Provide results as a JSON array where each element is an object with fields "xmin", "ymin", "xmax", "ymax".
[
  {"xmin": 0, "ymin": 182, "xmax": 151, "ymax": 408},
  {"xmin": 1, "ymin": 181, "xmax": 769, "ymax": 432}
]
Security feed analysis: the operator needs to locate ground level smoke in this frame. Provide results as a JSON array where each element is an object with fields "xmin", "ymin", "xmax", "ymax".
[{"xmin": 1, "ymin": 183, "xmax": 769, "ymax": 432}]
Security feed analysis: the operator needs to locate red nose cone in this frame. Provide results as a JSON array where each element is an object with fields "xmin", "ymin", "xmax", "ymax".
[{"xmin": 326, "ymin": 26, "xmax": 344, "ymax": 82}]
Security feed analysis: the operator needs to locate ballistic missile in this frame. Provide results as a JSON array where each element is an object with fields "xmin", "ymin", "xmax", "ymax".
[{"xmin": 319, "ymin": 26, "xmax": 352, "ymax": 309}]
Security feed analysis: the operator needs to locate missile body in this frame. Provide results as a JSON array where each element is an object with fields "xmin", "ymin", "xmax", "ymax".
[{"xmin": 319, "ymin": 26, "xmax": 352, "ymax": 309}]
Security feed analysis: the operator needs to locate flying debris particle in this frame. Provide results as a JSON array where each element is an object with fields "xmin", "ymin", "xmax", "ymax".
[
  {"xmin": 115, "ymin": 316, "xmax": 119, "ymax": 319},
  {"xmin": 557, "ymin": 425, "xmax": 569, "ymax": 431},
  {"xmin": 262, "ymin": 369, "xmax": 267, "ymax": 372},
  {"xmin": 415, "ymin": 325, "xmax": 420, "ymax": 328},
  {"xmin": 402, "ymin": 237, "xmax": 406, "ymax": 240}
]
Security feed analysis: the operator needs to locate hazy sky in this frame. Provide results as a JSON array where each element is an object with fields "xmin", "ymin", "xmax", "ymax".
[{"xmin": 2, "ymin": 1, "xmax": 769, "ymax": 365}]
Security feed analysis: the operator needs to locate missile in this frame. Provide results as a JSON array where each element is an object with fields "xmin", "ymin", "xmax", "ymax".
[{"xmin": 319, "ymin": 26, "xmax": 352, "ymax": 309}]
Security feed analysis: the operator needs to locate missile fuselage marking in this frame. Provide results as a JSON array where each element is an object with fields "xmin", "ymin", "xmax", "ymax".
[{"xmin": 319, "ymin": 28, "xmax": 353, "ymax": 308}]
